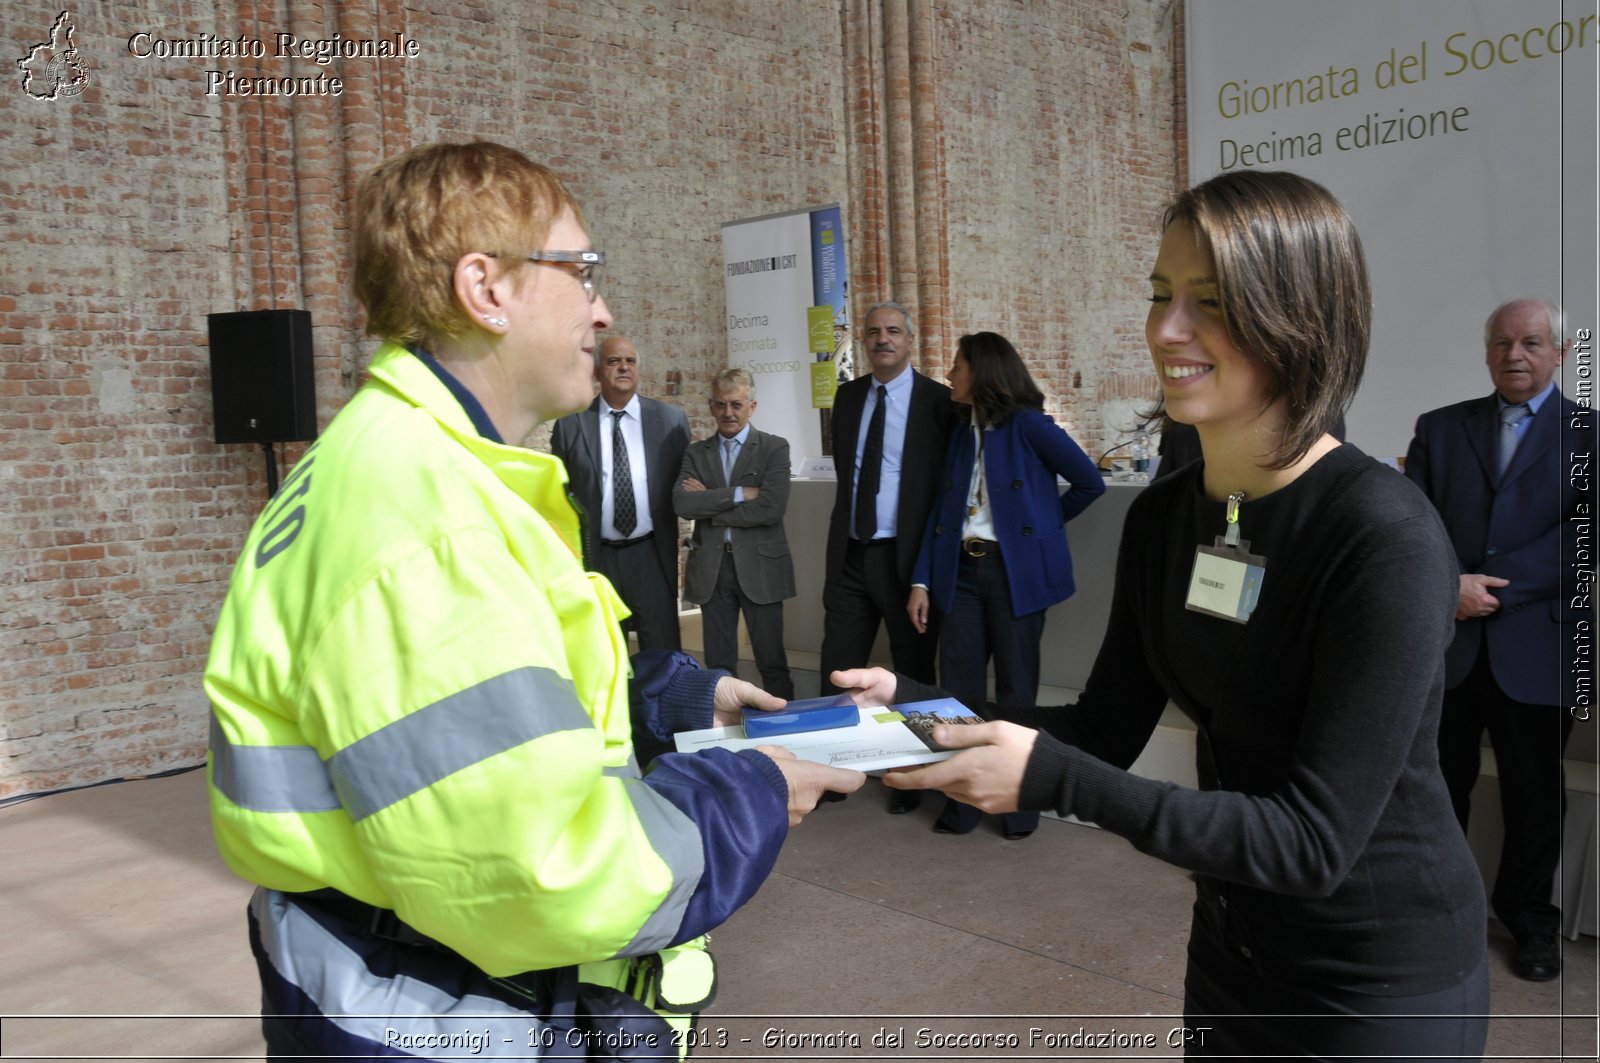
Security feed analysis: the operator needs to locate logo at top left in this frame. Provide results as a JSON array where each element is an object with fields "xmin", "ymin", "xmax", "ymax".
[{"xmin": 17, "ymin": 10, "xmax": 92, "ymax": 100}]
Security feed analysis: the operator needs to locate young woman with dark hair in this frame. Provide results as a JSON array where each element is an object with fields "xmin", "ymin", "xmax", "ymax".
[{"xmin": 844, "ymin": 171, "xmax": 1487, "ymax": 1059}]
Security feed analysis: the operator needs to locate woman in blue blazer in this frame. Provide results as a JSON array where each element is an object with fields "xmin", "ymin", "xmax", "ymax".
[{"xmin": 907, "ymin": 332, "xmax": 1105, "ymax": 837}]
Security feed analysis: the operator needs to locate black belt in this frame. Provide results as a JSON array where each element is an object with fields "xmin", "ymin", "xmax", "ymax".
[
  {"xmin": 602, "ymin": 532, "xmax": 654, "ymax": 548},
  {"xmin": 961, "ymin": 538, "xmax": 1001, "ymax": 558},
  {"xmin": 293, "ymin": 889, "xmax": 571, "ymax": 1016},
  {"xmin": 851, "ymin": 536, "xmax": 896, "ymax": 548},
  {"xmin": 294, "ymin": 888, "xmax": 449, "ymax": 952}
]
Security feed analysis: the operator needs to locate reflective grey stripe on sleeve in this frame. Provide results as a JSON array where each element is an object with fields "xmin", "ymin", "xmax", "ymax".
[
  {"xmin": 329, "ymin": 666, "xmax": 592, "ymax": 821},
  {"xmin": 615, "ymin": 781, "xmax": 705, "ymax": 957},
  {"xmin": 211, "ymin": 666, "xmax": 592, "ymax": 819},
  {"xmin": 251, "ymin": 888, "xmax": 547, "ymax": 1056},
  {"xmin": 210, "ymin": 715, "xmax": 340, "ymax": 813}
]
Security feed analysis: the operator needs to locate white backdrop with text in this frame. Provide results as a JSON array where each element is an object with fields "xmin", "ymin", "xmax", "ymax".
[{"xmin": 1187, "ymin": 0, "xmax": 1597, "ymax": 458}]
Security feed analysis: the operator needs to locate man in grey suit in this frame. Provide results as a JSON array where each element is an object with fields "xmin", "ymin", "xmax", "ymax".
[
  {"xmin": 551, "ymin": 336, "xmax": 689, "ymax": 651},
  {"xmin": 674, "ymin": 367, "xmax": 795, "ymax": 698}
]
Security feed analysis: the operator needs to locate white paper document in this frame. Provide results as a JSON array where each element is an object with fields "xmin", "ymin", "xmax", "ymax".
[{"xmin": 673, "ymin": 698, "xmax": 981, "ymax": 772}]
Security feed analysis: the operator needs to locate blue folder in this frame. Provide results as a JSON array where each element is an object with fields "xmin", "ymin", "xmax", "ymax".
[{"xmin": 742, "ymin": 694, "xmax": 860, "ymax": 738}]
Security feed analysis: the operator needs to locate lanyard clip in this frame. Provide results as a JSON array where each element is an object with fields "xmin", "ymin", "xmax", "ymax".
[{"xmin": 1224, "ymin": 492, "xmax": 1244, "ymax": 548}]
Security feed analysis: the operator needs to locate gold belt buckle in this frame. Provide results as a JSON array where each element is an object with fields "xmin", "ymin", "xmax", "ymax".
[{"xmin": 962, "ymin": 538, "xmax": 988, "ymax": 557}]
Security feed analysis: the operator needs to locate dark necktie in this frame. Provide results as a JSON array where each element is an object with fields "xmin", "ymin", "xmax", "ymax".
[
  {"xmin": 855, "ymin": 385, "xmax": 887, "ymax": 542},
  {"xmin": 611, "ymin": 410, "xmax": 636, "ymax": 537},
  {"xmin": 1498, "ymin": 402, "xmax": 1530, "ymax": 481}
]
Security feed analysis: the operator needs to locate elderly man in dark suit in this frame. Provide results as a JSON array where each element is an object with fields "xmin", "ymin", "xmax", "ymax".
[
  {"xmin": 1405, "ymin": 297, "xmax": 1593, "ymax": 982},
  {"xmin": 818, "ymin": 301, "xmax": 955, "ymax": 811},
  {"xmin": 551, "ymin": 335, "xmax": 689, "ymax": 651},
  {"xmin": 674, "ymin": 367, "xmax": 795, "ymax": 698}
]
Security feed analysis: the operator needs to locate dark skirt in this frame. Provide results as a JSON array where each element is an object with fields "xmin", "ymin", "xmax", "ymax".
[{"xmin": 1182, "ymin": 908, "xmax": 1488, "ymax": 1061}]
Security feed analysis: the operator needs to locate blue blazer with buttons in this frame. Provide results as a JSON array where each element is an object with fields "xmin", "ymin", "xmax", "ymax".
[
  {"xmin": 1404, "ymin": 390, "xmax": 1593, "ymax": 707},
  {"xmin": 913, "ymin": 407, "xmax": 1106, "ymax": 618}
]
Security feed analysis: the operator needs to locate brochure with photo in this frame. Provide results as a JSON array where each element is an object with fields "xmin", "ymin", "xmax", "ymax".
[{"xmin": 676, "ymin": 697, "xmax": 983, "ymax": 772}]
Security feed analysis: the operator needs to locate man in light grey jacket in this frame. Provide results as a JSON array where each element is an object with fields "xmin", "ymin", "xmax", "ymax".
[{"xmin": 674, "ymin": 367, "xmax": 795, "ymax": 698}]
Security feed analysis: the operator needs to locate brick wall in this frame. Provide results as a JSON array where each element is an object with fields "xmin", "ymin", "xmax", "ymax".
[
  {"xmin": 1, "ymin": 0, "xmax": 1178, "ymax": 797},
  {"xmin": 933, "ymin": 0, "xmax": 1178, "ymax": 451},
  {"xmin": 6, "ymin": 0, "xmax": 242, "ymax": 797}
]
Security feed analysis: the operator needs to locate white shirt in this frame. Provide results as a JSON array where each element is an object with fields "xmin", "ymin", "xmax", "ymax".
[
  {"xmin": 851, "ymin": 363, "xmax": 915, "ymax": 540},
  {"xmin": 599, "ymin": 395, "xmax": 653, "ymax": 540},
  {"xmin": 960, "ymin": 423, "xmax": 998, "ymax": 541}
]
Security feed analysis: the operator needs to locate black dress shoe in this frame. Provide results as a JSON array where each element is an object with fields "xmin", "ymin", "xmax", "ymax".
[
  {"xmin": 933, "ymin": 798, "xmax": 981, "ymax": 834},
  {"xmin": 1514, "ymin": 932, "xmax": 1561, "ymax": 982},
  {"xmin": 887, "ymin": 790, "xmax": 922, "ymax": 814},
  {"xmin": 1001, "ymin": 812, "xmax": 1039, "ymax": 840}
]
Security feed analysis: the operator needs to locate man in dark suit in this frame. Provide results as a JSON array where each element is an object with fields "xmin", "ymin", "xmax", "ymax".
[
  {"xmin": 673, "ymin": 367, "xmax": 795, "ymax": 698},
  {"xmin": 820, "ymin": 301, "xmax": 955, "ymax": 812},
  {"xmin": 551, "ymin": 335, "xmax": 689, "ymax": 651},
  {"xmin": 1405, "ymin": 297, "xmax": 1593, "ymax": 982}
]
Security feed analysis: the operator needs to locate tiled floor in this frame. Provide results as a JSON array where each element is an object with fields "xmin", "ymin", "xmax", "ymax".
[{"xmin": 1, "ymin": 661, "xmax": 1595, "ymax": 1061}]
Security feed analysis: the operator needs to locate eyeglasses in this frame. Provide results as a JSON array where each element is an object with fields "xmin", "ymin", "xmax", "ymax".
[{"xmin": 492, "ymin": 249, "xmax": 605, "ymax": 302}]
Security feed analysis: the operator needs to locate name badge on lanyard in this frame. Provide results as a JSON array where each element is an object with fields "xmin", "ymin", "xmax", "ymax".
[{"xmin": 1186, "ymin": 491, "xmax": 1267, "ymax": 624}]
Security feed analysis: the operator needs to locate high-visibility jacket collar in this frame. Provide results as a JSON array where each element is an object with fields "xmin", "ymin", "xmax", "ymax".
[{"xmin": 366, "ymin": 342, "xmax": 583, "ymax": 560}]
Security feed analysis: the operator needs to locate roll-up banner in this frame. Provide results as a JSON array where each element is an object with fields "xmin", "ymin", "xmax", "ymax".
[
  {"xmin": 1186, "ymin": 0, "xmax": 1596, "ymax": 460},
  {"xmin": 721, "ymin": 204, "xmax": 849, "ymax": 463}
]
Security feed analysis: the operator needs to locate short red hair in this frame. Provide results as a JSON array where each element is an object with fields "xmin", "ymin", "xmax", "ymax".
[{"xmin": 352, "ymin": 141, "xmax": 585, "ymax": 347}]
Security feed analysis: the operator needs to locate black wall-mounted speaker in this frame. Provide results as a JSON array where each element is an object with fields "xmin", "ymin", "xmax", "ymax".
[{"xmin": 207, "ymin": 309, "xmax": 318, "ymax": 444}]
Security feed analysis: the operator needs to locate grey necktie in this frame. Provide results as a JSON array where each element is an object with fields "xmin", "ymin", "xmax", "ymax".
[
  {"xmin": 611, "ymin": 410, "xmax": 636, "ymax": 536},
  {"xmin": 721, "ymin": 437, "xmax": 739, "ymax": 544},
  {"xmin": 1498, "ymin": 402, "xmax": 1530, "ymax": 481}
]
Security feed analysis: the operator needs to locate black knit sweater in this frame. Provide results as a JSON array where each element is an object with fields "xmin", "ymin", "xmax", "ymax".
[{"xmin": 900, "ymin": 444, "xmax": 1487, "ymax": 995}]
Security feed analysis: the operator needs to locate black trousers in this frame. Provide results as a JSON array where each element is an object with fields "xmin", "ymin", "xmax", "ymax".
[
  {"xmin": 1182, "ymin": 908, "xmax": 1489, "ymax": 1060},
  {"xmin": 596, "ymin": 535, "xmax": 681, "ymax": 652},
  {"xmin": 935, "ymin": 551, "xmax": 1044, "ymax": 836},
  {"xmin": 1437, "ymin": 649, "xmax": 1574, "ymax": 942},
  {"xmin": 818, "ymin": 538, "xmax": 937, "ymax": 693},
  {"xmin": 702, "ymin": 547, "xmax": 793, "ymax": 698}
]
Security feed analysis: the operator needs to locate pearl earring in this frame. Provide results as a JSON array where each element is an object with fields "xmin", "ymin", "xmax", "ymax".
[{"xmin": 482, "ymin": 314, "xmax": 508, "ymax": 329}]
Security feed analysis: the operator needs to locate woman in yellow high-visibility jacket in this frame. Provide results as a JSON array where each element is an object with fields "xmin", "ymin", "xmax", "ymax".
[{"xmin": 206, "ymin": 140, "xmax": 863, "ymax": 1061}]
